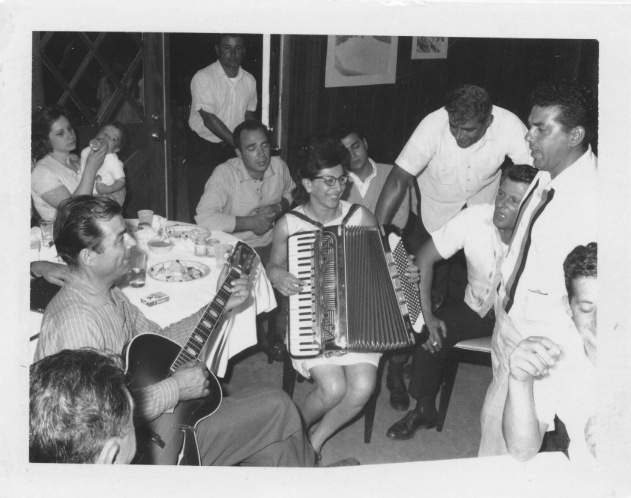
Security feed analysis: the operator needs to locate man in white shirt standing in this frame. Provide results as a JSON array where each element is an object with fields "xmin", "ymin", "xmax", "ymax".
[
  {"xmin": 187, "ymin": 34, "xmax": 258, "ymax": 221},
  {"xmin": 479, "ymin": 80, "xmax": 598, "ymax": 456},
  {"xmin": 375, "ymin": 84, "xmax": 532, "ymax": 411},
  {"xmin": 386, "ymin": 164, "xmax": 537, "ymax": 440}
]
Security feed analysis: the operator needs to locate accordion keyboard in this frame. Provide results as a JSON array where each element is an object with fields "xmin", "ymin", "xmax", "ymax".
[{"xmin": 288, "ymin": 232, "xmax": 320, "ymax": 357}]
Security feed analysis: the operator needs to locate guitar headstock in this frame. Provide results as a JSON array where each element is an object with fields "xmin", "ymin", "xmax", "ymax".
[{"xmin": 228, "ymin": 242, "xmax": 257, "ymax": 276}]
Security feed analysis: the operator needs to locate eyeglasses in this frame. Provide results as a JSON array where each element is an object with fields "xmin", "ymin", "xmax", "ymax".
[{"xmin": 311, "ymin": 175, "xmax": 349, "ymax": 187}]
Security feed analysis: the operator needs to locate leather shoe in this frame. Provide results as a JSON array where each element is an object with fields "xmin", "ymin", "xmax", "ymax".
[
  {"xmin": 389, "ymin": 387, "xmax": 410, "ymax": 412},
  {"xmin": 386, "ymin": 410, "xmax": 438, "ymax": 440}
]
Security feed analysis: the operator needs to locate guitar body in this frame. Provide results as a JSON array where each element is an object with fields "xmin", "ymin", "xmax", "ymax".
[
  {"xmin": 124, "ymin": 241, "xmax": 256, "ymax": 466},
  {"xmin": 125, "ymin": 333, "xmax": 222, "ymax": 465}
]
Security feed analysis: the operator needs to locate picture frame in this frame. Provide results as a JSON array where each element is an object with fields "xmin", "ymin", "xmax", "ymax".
[
  {"xmin": 325, "ymin": 35, "xmax": 398, "ymax": 88},
  {"xmin": 411, "ymin": 37, "xmax": 449, "ymax": 59}
]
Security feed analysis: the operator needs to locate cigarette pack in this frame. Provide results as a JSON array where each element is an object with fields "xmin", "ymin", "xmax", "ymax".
[{"xmin": 141, "ymin": 292, "xmax": 170, "ymax": 307}]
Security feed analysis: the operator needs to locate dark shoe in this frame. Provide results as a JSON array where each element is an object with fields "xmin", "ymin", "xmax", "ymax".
[
  {"xmin": 386, "ymin": 410, "xmax": 438, "ymax": 440},
  {"xmin": 389, "ymin": 386, "xmax": 410, "ymax": 412},
  {"xmin": 270, "ymin": 341, "xmax": 286, "ymax": 362},
  {"xmin": 402, "ymin": 363, "xmax": 413, "ymax": 381},
  {"xmin": 386, "ymin": 362, "xmax": 409, "ymax": 412}
]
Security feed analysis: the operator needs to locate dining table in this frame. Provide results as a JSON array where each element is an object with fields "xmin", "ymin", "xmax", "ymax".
[{"xmin": 29, "ymin": 218, "xmax": 277, "ymax": 377}]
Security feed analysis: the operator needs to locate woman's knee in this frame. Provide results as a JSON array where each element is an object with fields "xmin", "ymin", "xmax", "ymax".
[
  {"xmin": 312, "ymin": 374, "xmax": 346, "ymax": 407},
  {"xmin": 346, "ymin": 372, "xmax": 376, "ymax": 404}
]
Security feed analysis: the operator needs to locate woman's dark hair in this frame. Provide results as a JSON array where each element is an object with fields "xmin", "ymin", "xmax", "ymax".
[
  {"xmin": 32, "ymin": 105, "xmax": 72, "ymax": 162},
  {"xmin": 292, "ymin": 134, "xmax": 351, "ymax": 205}
]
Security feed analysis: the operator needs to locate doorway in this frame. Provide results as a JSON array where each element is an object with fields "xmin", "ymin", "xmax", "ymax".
[{"xmin": 33, "ymin": 31, "xmax": 169, "ymax": 218}]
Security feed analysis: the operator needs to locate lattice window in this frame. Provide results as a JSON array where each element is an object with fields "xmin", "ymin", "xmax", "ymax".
[{"xmin": 39, "ymin": 32, "xmax": 145, "ymax": 126}]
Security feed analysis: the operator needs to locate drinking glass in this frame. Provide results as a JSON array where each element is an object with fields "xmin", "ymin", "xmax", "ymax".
[
  {"xmin": 138, "ymin": 210, "xmax": 154, "ymax": 228},
  {"xmin": 128, "ymin": 248, "xmax": 148, "ymax": 287},
  {"xmin": 39, "ymin": 219, "xmax": 54, "ymax": 248},
  {"xmin": 214, "ymin": 243, "xmax": 232, "ymax": 268}
]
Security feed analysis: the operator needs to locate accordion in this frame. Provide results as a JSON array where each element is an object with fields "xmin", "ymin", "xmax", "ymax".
[{"xmin": 287, "ymin": 224, "xmax": 425, "ymax": 358}]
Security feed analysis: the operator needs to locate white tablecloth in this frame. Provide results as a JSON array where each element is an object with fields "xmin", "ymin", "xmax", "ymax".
[{"xmin": 30, "ymin": 221, "xmax": 277, "ymax": 377}]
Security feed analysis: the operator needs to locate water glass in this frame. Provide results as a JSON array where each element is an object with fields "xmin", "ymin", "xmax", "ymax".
[
  {"xmin": 39, "ymin": 219, "xmax": 54, "ymax": 248},
  {"xmin": 214, "ymin": 243, "xmax": 232, "ymax": 268},
  {"xmin": 138, "ymin": 209, "xmax": 154, "ymax": 228},
  {"xmin": 128, "ymin": 248, "xmax": 148, "ymax": 288}
]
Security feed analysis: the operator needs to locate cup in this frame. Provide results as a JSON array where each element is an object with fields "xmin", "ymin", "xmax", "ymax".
[
  {"xmin": 128, "ymin": 247, "xmax": 148, "ymax": 288},
  {"xmin": 137, "ymin": 210, "xmax": 154, "ymax": 229},
  {"xmin": 206, "ymin": 238, "xmax": 220, "ymax": 257},
  {"xmin": 214, "ymin": 243, "xmax": 232, "ymax": 268},
  {"xmin": 39, "ymin": 219, "xmax": 54, "ymax": 248}
]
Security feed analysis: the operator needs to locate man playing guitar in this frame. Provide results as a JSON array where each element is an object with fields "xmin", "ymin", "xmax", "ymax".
[{"xmin": 34, "ymin": 195, "xmax": 315, "ymax": 467}]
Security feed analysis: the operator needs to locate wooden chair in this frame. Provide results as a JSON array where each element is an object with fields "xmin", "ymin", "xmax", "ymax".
[
  {"xmin": 282, "ymin": 353, "xmax": 382, "ymax": 443},
  {"xmin": 437, "ymin": 336, "xmax": 492, "ymax": 432}
]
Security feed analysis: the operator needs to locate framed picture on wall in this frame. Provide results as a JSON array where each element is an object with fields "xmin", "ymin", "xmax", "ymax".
[
  {"xmin": 325, "ymin": 35, "xmax": 398, "ymax": 88},
  {"xmin": 411, "ymin": 37, "xmax": 448, "ymax": 59}
]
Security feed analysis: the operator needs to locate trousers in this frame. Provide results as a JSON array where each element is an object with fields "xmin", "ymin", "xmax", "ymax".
[
  {"xmin": 195, "ymin": 386, "xmax": 315, "ymax": 466},
  {"xmin": 478, "ymin": 305, "xmax": 523, "ymax": 457},
  {"xmin": 408, "ymin": 300, "xmax": 495, "ymax": 399}
]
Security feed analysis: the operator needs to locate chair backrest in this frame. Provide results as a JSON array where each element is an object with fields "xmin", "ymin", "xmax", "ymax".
[{"xmin": 452, "ymin": 336, "xmax": 492, "ymax": 354}]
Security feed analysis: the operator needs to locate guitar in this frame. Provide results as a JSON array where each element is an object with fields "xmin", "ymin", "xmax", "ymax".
[{"xmin": 124, "ymin": 241, "xmax": 256, "ymax": 465}]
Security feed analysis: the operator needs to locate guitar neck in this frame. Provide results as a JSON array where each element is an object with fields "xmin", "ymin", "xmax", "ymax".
[{"xmin": 169, "ymin": 267, "xmax": 241, "ymax": 374}]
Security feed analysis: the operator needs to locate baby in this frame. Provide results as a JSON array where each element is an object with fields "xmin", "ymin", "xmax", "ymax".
[{"xmin": 80, "ymin": 122, "xmax": 126, "ymax": 206}]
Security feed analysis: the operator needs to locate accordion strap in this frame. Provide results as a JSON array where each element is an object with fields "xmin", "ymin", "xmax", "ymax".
[
  {"xmin": 341, "ymin": 204, "xmax": 362, "ymax": 226},
  {"xmin": 287, "ymin": 203, "xmax": 362, "ymax": 229},
  {"xmin": 285, "ymin": 210, "xmax": 324, "ymax": 229}
]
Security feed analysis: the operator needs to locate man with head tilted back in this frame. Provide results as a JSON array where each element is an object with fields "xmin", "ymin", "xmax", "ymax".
[{"xmin": 479, "ymin": 80, "xmax": 598, "ymax": 456}]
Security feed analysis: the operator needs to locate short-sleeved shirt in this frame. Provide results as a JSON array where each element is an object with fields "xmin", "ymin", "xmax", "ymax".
[
  {"xmin": 431, "ymin": 203, "xmax": 505, "ymax": 317},
  {"xmin": 80, "ymin": 148, "xmax": 125, "ymax": 194},
  {"xmin": 31, "ymin": 154, "xmax": 81, "ymax": 220},
  {"xmin": 396, "ymin": 105, "xmax": 532, "ymax": 232},
  {"xmin": 195, "ymin": 156, "xmax": 295, "ymax": 247},
  {"xmin": 344, "ymin": 159, "xmax": 410, "ymax": 230},
  {"xmin": 188, "ymin": 61, "xmax": 257, "ymax": 143}
]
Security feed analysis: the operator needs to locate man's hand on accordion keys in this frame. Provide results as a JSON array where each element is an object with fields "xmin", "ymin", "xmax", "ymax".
[{"xmin": 268, "ymin": 266, "xmax": 307, "ymax": 297}]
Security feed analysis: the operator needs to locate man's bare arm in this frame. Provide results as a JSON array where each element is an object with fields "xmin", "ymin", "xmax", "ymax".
[
  {"xmin": 198, "ymin": 109, "xmax": 235, "ymax": 146},
  {"xmin": 375, "ymin": 164, "xmax": 415, "ymax": 225}
]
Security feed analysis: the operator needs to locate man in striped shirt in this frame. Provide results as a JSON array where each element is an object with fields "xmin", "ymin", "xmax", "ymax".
[
  {"xmin": 34, "ymin": 195, "xmax": 315, "ymax": 467},
  {"xmin": 479, "ymin": 80, "xmax": 598, "ymax": 456}
]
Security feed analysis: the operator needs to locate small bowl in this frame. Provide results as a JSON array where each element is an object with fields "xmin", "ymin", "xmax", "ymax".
[{"xmin": 147, "ymin": 237, "xmax": 174, "ymax": 254}]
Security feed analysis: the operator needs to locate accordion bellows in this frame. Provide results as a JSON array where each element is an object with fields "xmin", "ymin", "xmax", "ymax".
[{"xmin": 288, "ymin": 224, "xmax": 425, "ymax": 358}]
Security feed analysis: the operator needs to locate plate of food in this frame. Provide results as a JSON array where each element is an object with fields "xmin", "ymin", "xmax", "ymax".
[
  {"xmin": 148, "ymin": 260, "xmax": 210, "ymax": 283},
  {"xmin": 165, "ymin": 224, "xmax": 207, "ymax": 240}
]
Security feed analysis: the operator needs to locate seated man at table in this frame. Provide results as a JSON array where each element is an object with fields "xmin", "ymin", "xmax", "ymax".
[
  {"xmin": 333, "ymin": 123, "xmax": 411, "ymax": 231},
  {"xmin": 30, "ymin": 348, "xmax": 136, "ymax": 464},
  {"xmin": 34, "ymin": 195, "xmax": 315, "ymax": 467},
  {"xmin": 386, "ymin": 164, "xmax": 537, "ymax": 440},
  {"xmin": 195, "ymin": 119, "xmax": 295, "ymax": 265},
  {"xmin": 503, "ymin": 242, "xmax": 597, "ymax": 465}
]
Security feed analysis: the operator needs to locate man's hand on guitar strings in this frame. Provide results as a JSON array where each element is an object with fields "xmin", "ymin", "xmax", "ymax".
[{"xmin": 173, "ymin": 361, "xmax": 212, "ymax": 401}]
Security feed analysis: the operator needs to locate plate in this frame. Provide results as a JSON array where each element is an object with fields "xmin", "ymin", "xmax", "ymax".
[
  {"xmin": 148, "ymin": 260, "xmax": 210, "ymax": 283},
  {"xmin": 165, "ymin": 224, "xmax": 207, "ymax": 240}
]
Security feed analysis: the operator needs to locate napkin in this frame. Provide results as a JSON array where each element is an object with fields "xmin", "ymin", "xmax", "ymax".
[{"xmin": 152, "ymin": 215, "xmax": 168, "ymax": 232}]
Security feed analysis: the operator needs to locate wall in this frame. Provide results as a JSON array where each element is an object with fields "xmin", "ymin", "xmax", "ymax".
[{"xmin": 282, "ymin": 36, "xmax": 598, "ymax": 170}]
